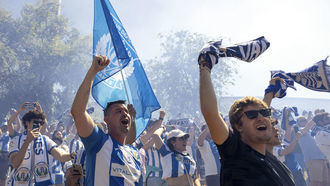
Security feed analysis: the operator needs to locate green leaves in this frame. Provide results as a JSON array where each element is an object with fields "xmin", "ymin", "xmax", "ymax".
[
  {"xmin": 0, "ymin": 1, "xmax": 91, "ymax": 120},
  {"xmin": 145, "ymin": 30, "xmax": 236, "ymax": 119}
]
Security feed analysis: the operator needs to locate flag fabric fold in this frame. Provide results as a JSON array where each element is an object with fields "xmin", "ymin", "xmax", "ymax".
[
  {"xmin": 92, "ymin": 0, "xmax": 160, "ymax": 138},
  {"xmin": 199, "ymin": 36, "xmax": 270, "ymax": 65},
  {"xmin": 271, "ymin": 57, "xmax": 330, "ymax": 93},
  {"xmin": 266, "ymin": 70, "xmax": 297, "ymax": 98}
]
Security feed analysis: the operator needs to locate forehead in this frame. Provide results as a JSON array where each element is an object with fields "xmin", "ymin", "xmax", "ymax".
[
  {"xmin": 110, "ymin": 103, "xmax": 127, "ymax": 111},
  {"xmin": 242, "ymin": 104, "xmax": 265, "ymax": 112}
]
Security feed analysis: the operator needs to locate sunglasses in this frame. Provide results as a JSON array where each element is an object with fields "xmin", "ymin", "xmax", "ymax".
[
  {"xmin": 177, "ymin": 136, "xmax": 188, "ymax": 141},
  {"xmin": 33, "ymin": 120, "xmax": 44, "ymax": 125},
  {"xmin": 241, "ymin": 108, "xmax": 272, "ymax": 120}
]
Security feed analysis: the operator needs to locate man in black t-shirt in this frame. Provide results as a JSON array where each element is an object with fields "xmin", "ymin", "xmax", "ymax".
[{"xmin": 198, "ymin": 51, "xmax": 295, "ymax": 185}]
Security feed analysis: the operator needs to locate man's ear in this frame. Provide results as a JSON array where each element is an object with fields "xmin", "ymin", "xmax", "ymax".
[{"xmin": 233, "ymin": 123, "xmax": 243, "ymax": 132}]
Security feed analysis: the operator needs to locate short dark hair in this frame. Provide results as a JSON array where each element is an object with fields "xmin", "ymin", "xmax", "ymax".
[
  {"xmin": 103, "ymin": 100, "xmax": 126, "ymax": 117},
  {"xmin": 22, "ymin": 110, "xmax": 46, "ymax": 129}
]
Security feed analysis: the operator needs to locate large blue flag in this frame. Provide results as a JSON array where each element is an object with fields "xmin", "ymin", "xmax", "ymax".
[
  {"xmin": 271, "ymin": 57, "xmax": 330, "ymax": 93},
  {"xmin": 92, "ymin": 0, "xmax": 160, "ymax": 138}
]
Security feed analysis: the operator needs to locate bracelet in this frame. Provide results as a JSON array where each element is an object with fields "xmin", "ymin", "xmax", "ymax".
[{"xmin": 159, "ymin": 118, "xmax": 164, "ymax": 120}]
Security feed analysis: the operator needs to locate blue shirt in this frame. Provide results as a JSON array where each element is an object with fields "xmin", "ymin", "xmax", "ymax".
[
  {"xmin": 81, "ymin": 126, "xmax": 143, "ymax": 186},
  {"xmin": 0, "ymin": 132, "xmax": 10, "ymax": 152}
]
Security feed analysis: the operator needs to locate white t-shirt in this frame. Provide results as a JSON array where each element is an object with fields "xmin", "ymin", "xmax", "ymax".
[{"xmin": 197, "ymin": 139, "xmax": 221, "ymax": 176}]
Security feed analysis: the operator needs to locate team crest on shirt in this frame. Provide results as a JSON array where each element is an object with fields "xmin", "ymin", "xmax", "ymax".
[
  {"xmin": 9, "ymin": 140, "xmax": 15, "ymax": 148},
  {"xmin": 132, "ymin": 151, "xmax": 140, "ymax": 161},
  {"xmin": 34, "ymin": 162, "xmax": 49, "ymax": 178},
  {"xmin": 14, "ymin": 167, "xmax": 31, "ymax": 184}
]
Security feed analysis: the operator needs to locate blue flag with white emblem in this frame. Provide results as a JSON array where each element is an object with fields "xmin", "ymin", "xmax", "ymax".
[
  {"xmin": 271, "ymin": 57, "xmax": 330, "ymax": 93},
  {"xmin": 92, "ymin": 0, "xmax": 160, "ymax": 137}
]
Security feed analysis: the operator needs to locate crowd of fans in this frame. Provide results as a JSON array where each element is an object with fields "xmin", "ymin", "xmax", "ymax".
[
  {"xmin": 0, "ymin": 55, "xmax": 329, "ymax": 186},
  {"xmin": 0, "ymin": 98, "xmax": 329, "ymax": 186}
]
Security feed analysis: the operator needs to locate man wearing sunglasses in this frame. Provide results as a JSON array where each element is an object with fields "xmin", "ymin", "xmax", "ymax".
[
  {"xmin": 198, "ymin": 53, "xmax": 295, "ymax": 185},
  {"xmin": 8, "ymin": 110, "xmax": 74, "ymax": 185}
]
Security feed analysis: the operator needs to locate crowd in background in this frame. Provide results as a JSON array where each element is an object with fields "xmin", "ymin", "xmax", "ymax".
[{"xmin": 0, "ymin": 99, "xmax": 329, "ymax": 186}]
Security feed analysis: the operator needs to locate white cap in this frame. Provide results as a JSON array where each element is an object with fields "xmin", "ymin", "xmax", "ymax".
[{"xmin": 167, "ymin": 129, "xmax": 189, "ymax": 140}]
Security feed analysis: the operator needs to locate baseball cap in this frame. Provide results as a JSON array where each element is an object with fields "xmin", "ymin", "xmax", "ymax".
[{"xmin": 167, "ymin": 129, "xmax": 189, "ymax": 140}]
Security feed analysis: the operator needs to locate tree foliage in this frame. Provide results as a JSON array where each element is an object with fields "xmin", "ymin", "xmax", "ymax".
[
  {"xmin": 0, "ymin": 1, "xmax": 91, "ymax": 120},
  {"xmin": 144, "ymin": 30, "xmax": 236, "ymax": 119}
]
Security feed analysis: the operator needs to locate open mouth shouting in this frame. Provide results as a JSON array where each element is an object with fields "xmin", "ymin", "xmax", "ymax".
[
  {"xmin": 256, "ymin": 124, "xmax": 267, "ymax": 131},
  {"xmin": 120, "ymin": 116, "xmax": 129, "ymax": 126}
]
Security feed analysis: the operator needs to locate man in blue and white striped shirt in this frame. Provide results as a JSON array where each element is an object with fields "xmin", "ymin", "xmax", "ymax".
[{"xmin": 71, "ymin": 55, "xmax": 142, "ymax": 186}]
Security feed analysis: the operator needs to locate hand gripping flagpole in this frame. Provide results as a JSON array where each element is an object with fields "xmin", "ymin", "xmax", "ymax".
[{"xmin": 117, "ymin": 60, "xmax": 131, "ymax": 104}]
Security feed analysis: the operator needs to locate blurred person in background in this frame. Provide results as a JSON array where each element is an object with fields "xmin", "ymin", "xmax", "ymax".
[
  {"xmin": 50, "ymin": 130, "xmax": 71, "ymax": 186},
  {"xmin": 294, "ymin": 114, "xmax": 329, "ymax": 186},
  {"xmin": 7, "ymin": 106, "xmax": 23, "ymax": 138},
  {"xmin": 312, "ymin": 112, "xmax": 330, "ymax": 161},
  {"xmin": 0, "ymin": 121, "xmax": 10, "ymax": 186},
  {"xmin": 135, "ymin": 111, "xmax": 166, "ymax": 186},
  {"xmin": 152, "ymin": 127, "xmax": 199, "ymax": 186},
  {"xmin": 197, "ymin": 125, "xmax": 220, "ymax": 186}
]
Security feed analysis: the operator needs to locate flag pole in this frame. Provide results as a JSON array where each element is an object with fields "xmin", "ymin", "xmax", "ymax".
[{"xmin": 117, "ymin": 60, "xmax": 131, "ymax": 104}]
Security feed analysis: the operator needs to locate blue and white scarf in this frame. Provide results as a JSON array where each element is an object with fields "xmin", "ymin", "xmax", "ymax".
[
  {"xmin": 272, "ymin": 57, "xmax": 330, "ymax": 93},
  {"xmin": 10, "ymin": 133, "xmax": 53, "ymax": 186},
  {"xmin": 199, "ymin": 36, "xmax": 270, "ymax": 65},
  {"xmin": 265, "ymin": 71, "xmax": 297, "ymax": 98},
  {"xmin": 280, "ymin": 107, "xmax": 298, "ymax": 130}
]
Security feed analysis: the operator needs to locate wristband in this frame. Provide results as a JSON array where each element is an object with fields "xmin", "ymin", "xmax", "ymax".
[{"xmin": 159, "ymin": 118, "xmax": 164, "ymax": 120}]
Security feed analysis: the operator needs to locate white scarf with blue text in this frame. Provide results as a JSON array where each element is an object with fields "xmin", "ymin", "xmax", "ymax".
[{"xmin": 11, "ymin": 133, "xmax": 53, "ymax": 186}]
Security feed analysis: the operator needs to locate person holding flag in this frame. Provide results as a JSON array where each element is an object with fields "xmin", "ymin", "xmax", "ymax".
[{"xmin": 71, "ymin": 55, "xmax": 143, "ymax": 186}]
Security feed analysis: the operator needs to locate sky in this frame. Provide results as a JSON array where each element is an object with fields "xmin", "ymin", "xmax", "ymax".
[{"xmin": 2, "ymin": 0, "xmax": 330, "ymax": 100}]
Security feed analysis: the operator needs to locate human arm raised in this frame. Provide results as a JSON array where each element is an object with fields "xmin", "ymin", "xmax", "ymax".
[
  {"xmin": 197, "ymin": 127, "xmax": 209, "ymax": 146},
  {"xmin": 152, "ymin": 126, "xmax": 166, "ymax": 150},
  {"xmin": 7, "ymin": 104, "xmax": 26, "ymax": 137},
  {"xmin": 263, "ymin": 77, "xmax": 284, "ymax": 107},
  {"xmin": 140, "ymin": 111, "xmax": 165, "ymax": 144},
  {"xmin": 71, "ymin": 56, "xmax": 109, "ymax": 138},
  {"xmin": 199, "ymin": 65, "xmax": 228, "ymax": 145},
  {"xmin": 187, "ymin": 126, "xmax": 195, "ymax": 146},
  {"xmin": 51, "ymin": 148, "xmax": 75, "ymax": 163},
  {"xmin": 126, "ymin": 104, "xmax": 136, "ymax": 145},
  {"xmin": 280, "ymin": 131, "xmax": 302, "ymax": 156},
  {"xmin": 9, "ymin": 128, "xmax": 40, "ymax": 168}
]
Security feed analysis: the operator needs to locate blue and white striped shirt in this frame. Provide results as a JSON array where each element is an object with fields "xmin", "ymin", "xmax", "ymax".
[
  {"xmin": 158, "ymin": 143, "xmax": 196, "ymax": 179},
  {"xmin": 145, "ymin": 146, "xmax": 162, "ymax": 177},
  {"xmin": 69, "ymin": 138, "xmax": 84, "ymax": 154},
  {"xmin": 81, "ymin": 126, "xmax": 143, "ymax": 186}
]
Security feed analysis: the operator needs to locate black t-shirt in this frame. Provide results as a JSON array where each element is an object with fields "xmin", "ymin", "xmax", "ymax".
[
  {"xmin": 217, "ymin": 131, "xmax": 295, "ymax": 186},
  {"xmin": 265, "ymin": 151, "xmax": 295, "ymax": 186}
]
